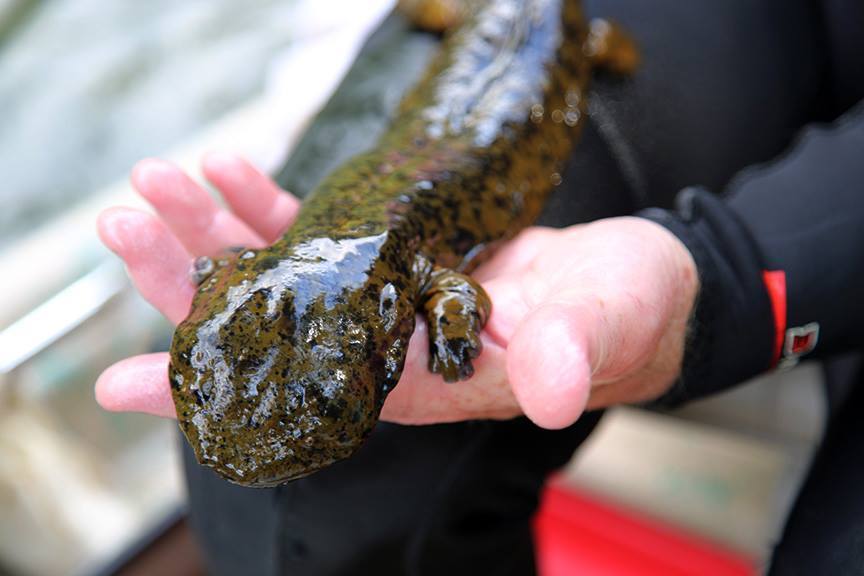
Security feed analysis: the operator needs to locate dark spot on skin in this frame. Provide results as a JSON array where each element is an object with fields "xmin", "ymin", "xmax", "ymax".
[{"xmin": 255, "ymin": 255, "xmax": 281, "ymax": 271}]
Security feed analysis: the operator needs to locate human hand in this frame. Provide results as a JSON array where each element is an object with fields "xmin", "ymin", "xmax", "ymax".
[
  {"xmin": 96, "ymin": 155, "xmax": 698, "ymax": 429},
  {"xmin": 382, "ymin": 215, "xmax": 699, "ymax": 427}
]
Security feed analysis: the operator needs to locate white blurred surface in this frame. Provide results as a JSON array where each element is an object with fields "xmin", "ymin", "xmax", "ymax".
[{"xmin": 0, "ymin": 0, "xmax": 394, "ymax": 248}]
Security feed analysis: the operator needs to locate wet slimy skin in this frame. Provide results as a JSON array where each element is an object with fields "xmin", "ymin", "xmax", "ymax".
[{"xmin": 170, "ymin": 0, "xmax": 637, "ymax": 487}]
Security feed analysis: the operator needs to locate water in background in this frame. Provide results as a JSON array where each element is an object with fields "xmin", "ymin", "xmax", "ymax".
[{"xmin": 0, "ymin": 0, "xmax": 298, "ymax": 249}]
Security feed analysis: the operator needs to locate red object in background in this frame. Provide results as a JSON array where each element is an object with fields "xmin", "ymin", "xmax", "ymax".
[{"xmin": 534, "ymin": 481, "xmax": 757, "ymax": 576}]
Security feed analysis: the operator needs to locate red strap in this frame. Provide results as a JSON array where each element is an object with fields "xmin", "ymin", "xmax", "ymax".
[{"xmin": 762, "ymin": 270, "xmax": 787, "ymax": 367}]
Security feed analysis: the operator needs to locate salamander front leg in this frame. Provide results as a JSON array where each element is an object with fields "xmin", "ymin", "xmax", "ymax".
[{"xmin": 419, "ymin": 269, "xmax": 491, "ymax": 382}]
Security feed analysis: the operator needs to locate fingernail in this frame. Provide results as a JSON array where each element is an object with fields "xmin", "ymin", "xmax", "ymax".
[
  {"xmin": 97, "ymin": 209, "xmax": 151, "ymax": 253},
  {"xmin": 132, "ymin": 158, "xmax": 175, "ymax": 190},
  {"xmin": 203, "ymin": 151, "xmax": 243, "ymax": 170},
  {"xmin": 97, "ymin": 209, "xmax": 128, "ymax": 252}
]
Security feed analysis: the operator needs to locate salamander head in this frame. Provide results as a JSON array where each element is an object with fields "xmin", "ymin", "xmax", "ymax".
[{"xmin": 169, "ymin": 235, "xmax": 413, "ymax": 486}]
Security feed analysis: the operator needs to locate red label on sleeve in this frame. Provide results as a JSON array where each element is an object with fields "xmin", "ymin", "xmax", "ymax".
[{"xmin": 762, "ymin": 270, "xmax": 787, "ymax": 367}]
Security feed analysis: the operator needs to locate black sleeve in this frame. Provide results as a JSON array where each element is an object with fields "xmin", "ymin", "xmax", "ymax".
[{"xmin": 641, "ymin": 100, "xmax": 864, "ymax": 406}]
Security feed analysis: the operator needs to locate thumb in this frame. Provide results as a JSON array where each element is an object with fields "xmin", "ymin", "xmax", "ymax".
[{"xmin": 506, "ymin": 302, "xmax": 597, "ymax": 429}]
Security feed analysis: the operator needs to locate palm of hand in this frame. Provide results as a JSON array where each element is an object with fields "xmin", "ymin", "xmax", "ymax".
[{"xmin": 97, "ymin": 154, "xmax": 697, "ymax": 429}]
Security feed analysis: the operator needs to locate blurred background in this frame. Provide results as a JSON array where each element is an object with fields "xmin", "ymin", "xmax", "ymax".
[{"xmin": 0, "ymin": 1, "xmax": 827, "ymax": 575}]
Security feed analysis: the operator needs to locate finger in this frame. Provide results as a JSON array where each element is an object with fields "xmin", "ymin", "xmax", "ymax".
[
  {"xmin": 202, "ymin": 152, "xmax": 301, "ymax": 243},
  {"xmin": 97, "ymin": 207, "xmax": 196, "ymax": 325},
  {"xmin": 474, "ymin": 227, "xmax": 559, "ymax": 343},
  {"xmin": 506, "ymin": 303, "xmax": 593, "ymax": 429},
  {"xmin": 95, "ymin": 353, "xmax": 176, "ymax": 419},
  {"xmin": 507, "ymin": 286, "xmax": 670, "ymax": 429},
  {"xmin": 480, "ymin": 275, "xmax": 533, "ymax": 349},
  {"xmin": 472, "ymin": 227, "xmax": 554, "ymax": 283},
  {"xmin": 132, "ymin": 158, "xmax": 265, "ymax": 256}
]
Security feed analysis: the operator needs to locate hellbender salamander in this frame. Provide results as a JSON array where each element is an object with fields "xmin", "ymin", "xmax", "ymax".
[{"xmin": 170, "ymin": 0, "xmax": 637, "ymax": 486}]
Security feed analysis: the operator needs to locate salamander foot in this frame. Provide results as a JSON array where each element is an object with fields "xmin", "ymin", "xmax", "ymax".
[{"xmin": 420, "ymin": 268, "xmax": 491, "ymax": 382}]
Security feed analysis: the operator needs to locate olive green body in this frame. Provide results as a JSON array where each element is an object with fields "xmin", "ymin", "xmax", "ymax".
[{"xmin": 170, "ymin": 0, "xmax": 635, "ymax": 486}]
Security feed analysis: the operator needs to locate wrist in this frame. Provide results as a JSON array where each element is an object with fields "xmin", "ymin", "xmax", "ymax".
[
  {"xmin": 621, "ymin": 216, "xmax": 700, "ymax": 395},
  {"xmin": 637, "ymin": 188, "xmax": 776, "ymax": 407}
]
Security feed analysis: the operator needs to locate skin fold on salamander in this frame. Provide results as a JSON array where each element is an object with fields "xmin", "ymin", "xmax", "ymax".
[{"xmin": 169, "ymin": 0, "xmax": 638, "ymax": 487}]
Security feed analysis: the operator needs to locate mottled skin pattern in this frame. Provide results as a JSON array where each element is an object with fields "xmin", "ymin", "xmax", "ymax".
[{"xmin": 170, "ymin": 0, "xmax": 637, "ymax": 487}]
